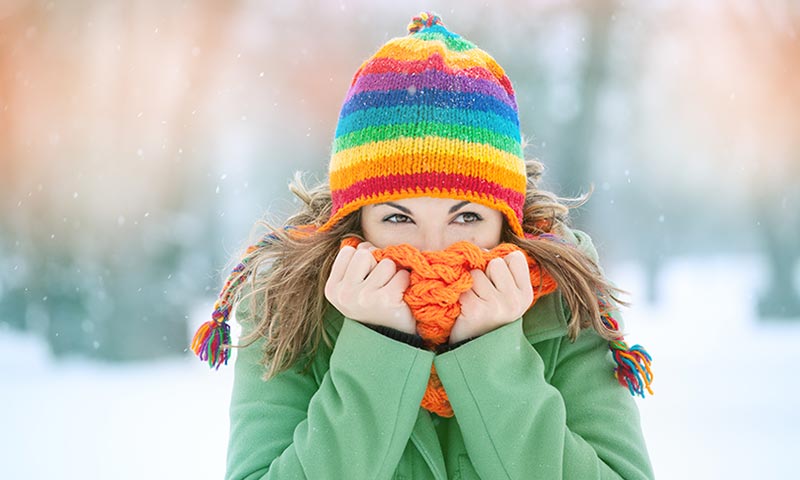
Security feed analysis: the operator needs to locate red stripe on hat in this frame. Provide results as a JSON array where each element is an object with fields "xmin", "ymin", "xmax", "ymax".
[{"xmin": 332, "ymin": 172, "xmax": 525, "ymax": 220}]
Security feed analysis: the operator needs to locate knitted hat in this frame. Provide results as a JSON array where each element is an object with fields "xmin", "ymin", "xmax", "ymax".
[{"xmin": 319, "ymin": 12, "xmax": 527, "ymax": 236}]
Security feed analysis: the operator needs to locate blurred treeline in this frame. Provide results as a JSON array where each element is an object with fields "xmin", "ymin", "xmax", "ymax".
[{"xmin": 1, "ymin": 0, "xmax": 798, "ymax": 362}]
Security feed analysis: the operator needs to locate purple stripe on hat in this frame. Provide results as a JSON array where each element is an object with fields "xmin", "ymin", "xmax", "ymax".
[{"xmin": 344, "ymin": 69, "xmax": 518, "ymax": 112}]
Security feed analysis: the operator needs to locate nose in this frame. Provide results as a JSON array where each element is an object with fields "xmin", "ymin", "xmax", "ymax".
[{"xmin": 417, "ymin": 225, "xmax": 448, "ymax": 252}]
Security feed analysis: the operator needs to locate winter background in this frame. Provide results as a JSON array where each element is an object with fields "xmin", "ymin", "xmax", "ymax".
[{"xmin": 1, "ymin": 1, "xmax": 798, "ymax": 479}]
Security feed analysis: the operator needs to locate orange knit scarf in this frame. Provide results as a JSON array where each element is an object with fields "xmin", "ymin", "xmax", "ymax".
[
  {"xmin": 193, "ymin": 229, "xmax": 652, "ymax": 415},
  {"xmin": 341, "ymin": 238, "xmax": 558, "ymax": 417}
]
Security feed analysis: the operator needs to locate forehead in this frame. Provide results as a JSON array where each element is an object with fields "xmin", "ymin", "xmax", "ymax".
[{"xmin": 370, "ymin": 197, "xmax": 490, "ymax": 210}]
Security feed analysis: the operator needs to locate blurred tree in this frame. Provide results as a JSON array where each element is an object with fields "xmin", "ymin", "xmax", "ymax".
[
  {"xmin": 723, "ymin": 1, "xmax": 800, "ymax": 319},
  {"xmin": 0, "ymin": 3, "xmax": 27, "ymax": 331},
  {"xmin": 0, "ymin": 0, "xmax": 242, "ymax": 360},
  {"xmin": 554, "ymin": 0, "xmax": 616, "ymax": 228},
  {"xmin": 487, "ymin": 0, "xmax": 619, "ymax": 230}
]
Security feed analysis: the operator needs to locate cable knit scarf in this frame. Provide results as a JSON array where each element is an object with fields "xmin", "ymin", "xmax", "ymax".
[{"xmin": 192, "ymin": 229, "xmax": 653, "ymax": 418}]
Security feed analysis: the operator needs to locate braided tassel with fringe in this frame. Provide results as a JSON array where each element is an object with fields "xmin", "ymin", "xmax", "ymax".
[
  {"xmin": 190, "ymin": 226, "xmax": 315, "ymax": 368},
  {"xmin": 533, "ymin": 231, "xmax": 654, "ymax": 397},
  {"xmin": 191, "ymin": 307, "xmax": 232, "ymax": 369},
  {"xmin": 190, "ymin": 235, "xmax": 275, "ymax": 368},
  {"xmin": 603, "ymin": 313, "xmax": 653, "ymax": 397}
]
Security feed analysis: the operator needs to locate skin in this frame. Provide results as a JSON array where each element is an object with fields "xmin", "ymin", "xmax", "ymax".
[{"xmin": 324, "ymin": 196, "xmax": 534, "ymax": 344}]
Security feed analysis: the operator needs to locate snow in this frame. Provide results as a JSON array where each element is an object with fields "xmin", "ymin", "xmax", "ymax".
[
  {"xmin": 3, "ymin": 337, "xmax": 234, "ymax": 479},
  {"xmin": 2, "ymin": 255, "xmax": 799, "ymax": 479},
  {"xmin": 611, "ymin": 255, "xmax": 800, "ymax": 479}
]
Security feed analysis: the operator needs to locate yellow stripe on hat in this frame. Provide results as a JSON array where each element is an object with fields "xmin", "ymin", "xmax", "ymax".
[
  {"xmin": 330, "ymin": 152, "xmax": 526, "ymax": 193},
  {"xmin": 330, "ymin": 136, "xmax": 524, "ymax": 177}
]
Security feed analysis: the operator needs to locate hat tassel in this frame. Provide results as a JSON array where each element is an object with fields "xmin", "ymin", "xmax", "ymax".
[
  {"xmin": 602, "ymin": 313, "xmax": 653, "ymax": 397},
  {"xmin": 609, "ymin": 337, "xmax": 653, "ymax": 397},
  {"xmin": 191, "ymin": 303, "xmax": 231, "ymax": 369}
]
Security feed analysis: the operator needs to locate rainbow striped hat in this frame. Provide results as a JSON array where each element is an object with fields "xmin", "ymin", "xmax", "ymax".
[{"xmin": 320, "ymin": 12, "xmax": 527, "ymax": 236}]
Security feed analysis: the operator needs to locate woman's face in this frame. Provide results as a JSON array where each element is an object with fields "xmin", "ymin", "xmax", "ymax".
[{"xmin": 360, "ymin": 196, "xmax": 504, "ymax": 251}]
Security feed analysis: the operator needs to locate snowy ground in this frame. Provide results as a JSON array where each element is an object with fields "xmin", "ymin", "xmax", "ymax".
[
  {"xmin": 2, "ymin": 255, "xmax": 799, "ymax": 479},
  {"xmin": 612, "ymin": 256, "xmax": 800, "ymax": 479}
]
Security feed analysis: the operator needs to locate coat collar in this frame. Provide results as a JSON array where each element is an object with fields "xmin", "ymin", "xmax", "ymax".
[{"xmin": 522, "ymin": 291, "xmax": 569, "ymax": 345}]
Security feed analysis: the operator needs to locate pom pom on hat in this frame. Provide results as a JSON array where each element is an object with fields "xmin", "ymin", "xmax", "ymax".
[{"xmin": 407, "ymin": 11, "xmax": 444, "ymax": 33}]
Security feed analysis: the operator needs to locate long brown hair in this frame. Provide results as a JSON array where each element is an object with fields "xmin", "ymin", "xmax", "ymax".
[{"xmin": 230, "ymin": 160, "xmax": 623, "ymax": 378}]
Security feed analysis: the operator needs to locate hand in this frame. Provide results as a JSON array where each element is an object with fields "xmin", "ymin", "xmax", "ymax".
[
  {"xmin": 449, "ymin": 250, "xmax": 534, "ymax": 344},
  {"xmin": 324, "ymin": 242, "xmax": 416, "ymax": 335}
]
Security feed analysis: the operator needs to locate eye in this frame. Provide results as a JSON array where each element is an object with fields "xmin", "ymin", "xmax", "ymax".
[
  {"xmin": 453, "ymin": 212, "xmax": 483, "ymax": 224},
  {"xmin": 383, "ymin": 213, "xmax": 414, "ymax": 224}
]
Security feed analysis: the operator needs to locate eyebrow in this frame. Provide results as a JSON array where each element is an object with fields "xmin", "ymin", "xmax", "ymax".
[
  {"xmin": 377, "ymin": 201, "xmax": 471, "ymax": 215},
  {"xmin": 448, "ymin": 201, "xmax": 471, "ymax": 213}
]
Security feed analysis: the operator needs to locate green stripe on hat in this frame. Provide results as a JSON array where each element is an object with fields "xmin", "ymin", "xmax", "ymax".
[
  {"xmin": 333, "ymin": 121, "xmax": 523, "ymax": 157},
  {"xmin": 412, "ymin": 30, "xmax": 476, "ymax": 52}
]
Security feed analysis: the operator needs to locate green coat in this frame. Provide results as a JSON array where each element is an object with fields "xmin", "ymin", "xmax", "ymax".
[{"xmin": 225, "ymin": 231, "xmax": 654, "ymax": 480}]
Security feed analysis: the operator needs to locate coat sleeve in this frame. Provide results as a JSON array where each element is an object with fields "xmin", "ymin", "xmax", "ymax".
[
  {"xmin": 225, "ymin": 314, "xmax": 435, "ymax": 480},
  {"xmin": 433, "ymin": 317, "xmax": 654, "ymax": 479}
]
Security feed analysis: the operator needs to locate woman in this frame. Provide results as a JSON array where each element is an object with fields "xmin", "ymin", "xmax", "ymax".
[{"xmin": 193, "ymin": 12, "xmax": 654, "ymax": 479}]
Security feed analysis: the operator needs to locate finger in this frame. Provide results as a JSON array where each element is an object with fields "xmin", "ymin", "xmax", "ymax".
[
  {"xmin": 383, "ymin": 268, "xmax": 410, "ymax": 296},
  {"xmin": 486, "ymin": 256, "xmax": 515, "ymax": 293},
  {"xmin": 362, "ymin": 258, "xmax": 397, "ymax": 290},
  {"xmin": 328, "ymin": 246, "xmax": 356, "ymax": 284},
  {"xmin": 459, "ymin": 287, "xmax": 481, "ymax": 306},
  {"xmin": 469, "ymin": 269, "xmax": 495, "ymax": 300},
  {"xmin": 504, "ymin": 251, "xmax": 531, "ymax": 291},
  {"xmin": 343, "ymin": 248, "xmax": 378, "ymax": 284},
  {"xmin": 357, "ymin": 241, "xmax": 376, "ymax": 251}
]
